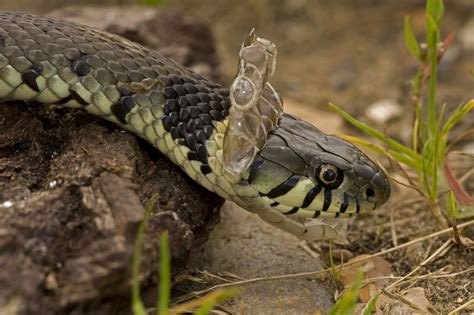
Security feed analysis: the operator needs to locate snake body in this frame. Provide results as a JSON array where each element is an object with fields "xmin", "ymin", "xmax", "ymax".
[{"xmin": 0, "ymin": 12, "xmax": 390, "ymax": 240}]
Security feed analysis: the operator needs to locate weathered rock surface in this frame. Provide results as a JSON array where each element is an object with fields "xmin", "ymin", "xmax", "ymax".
[
  {"xmin": 0, "ymin": 6, "xmax": 222, "ymax": 314},
  {"xmin": 175, "ymin": 202, "xmax": 334, "ymax": 314}
]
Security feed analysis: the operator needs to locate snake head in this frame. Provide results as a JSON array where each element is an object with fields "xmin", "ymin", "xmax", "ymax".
[{"xmin": 246, "ymin": 114, "xmax": 391, "ymax": 218}]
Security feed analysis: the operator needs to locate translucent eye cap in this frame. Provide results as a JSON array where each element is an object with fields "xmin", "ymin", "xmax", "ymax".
[{"xmin": 224, "ymin": 29, "xmax": 283, "ymax": 176}]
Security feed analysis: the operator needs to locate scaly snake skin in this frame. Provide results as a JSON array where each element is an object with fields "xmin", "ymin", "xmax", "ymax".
[{"xmin": 0, "ymin": 12, "xmax": 390, "ymax": 241}]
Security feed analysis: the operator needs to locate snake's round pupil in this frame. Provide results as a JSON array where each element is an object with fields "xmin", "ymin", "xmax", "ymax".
[
  {"xmin": 318, "ymin": 165, "xmax": 340, "ymax": 186},
  {"xmin": 322, "ymin": 168, "xmax": 336, "ymax": 182}
]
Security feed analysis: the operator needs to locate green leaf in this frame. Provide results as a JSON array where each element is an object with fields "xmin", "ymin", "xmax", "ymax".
[
  {"xmin": 426, "ymin": 0, "xmax": 444, "ymax": 24},
  {"xmin": 426, "ymin": 14, "xmax": 439, "ymax": 51},
  {"xmin": 404, "ymin": 16, "xmax": 420, "ymax": 60}
]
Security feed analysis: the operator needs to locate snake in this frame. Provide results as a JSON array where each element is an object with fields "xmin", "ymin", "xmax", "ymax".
[{"xmin": 0, "ymin": 12, "xmax": 390, "ymax": 240}]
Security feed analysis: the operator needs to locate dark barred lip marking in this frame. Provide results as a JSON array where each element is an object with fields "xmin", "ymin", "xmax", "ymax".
[
  {"xmin": 356, "ymin": 200, "xmax": 361, "ymax": 214},
  {"xmin": 335, "ymin": 212, "xmax": 340, "ymax": 218},
  {"xmin": 322, "ymin": 189, "xmax": 332, "ymax": 212},
  {"xmin": 111, "ymin": 96, "xmax": 135, "ymax": 124},
  {"xmin": 313, "ymin": 211, "xmax": 321, "ymax": 218},
  {"xmin": 71, "ymin": 59, "xmax": 90, "ymax": 76},
  {"xmin": 248, "ymin": 159, "xmax": 264, "ymax": 184},
  {"xmin": 265, "ymin": 175, "xmax": 300, "ymax": 199},
  {"xmin": 201, "ymin": 164, "xmax": 212, "ymax": 175},
  {"xmin": 270, "ymin": 201, "xmax": 279, "ymax": 207},
  {"xmin": 340, "ymin": 193, "xmax": 349, "ymax": 213},
  {"xmin": 69, "ymin": 89, "xmax": 89, "ymax": 106},
  {"xmin": 21, "ymin": 69, "xmax": 41, "ymax": 91},
  {"xmin": 284, "ymin": 207, "xmax": 299, "ymax": 215},
  {"xmin": 302, "ymin": 185, "xmax": 322, "ymax": 208}
]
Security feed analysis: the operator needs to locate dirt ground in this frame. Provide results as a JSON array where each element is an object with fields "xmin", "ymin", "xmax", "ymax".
[{"xmin": 1, "ymin": 1, "xmax": 473, "ymax": 314}]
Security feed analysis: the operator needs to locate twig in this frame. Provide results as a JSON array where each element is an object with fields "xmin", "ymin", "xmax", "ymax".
[
  {"xmin": 448, "ymin": 298, "xmax": 474, "ymax": 315},
  {"xmin": 198, "ymin": 270, "xmax": 233, "ymax": 283},
  {"xmin": 358, "ymin": 267, "xmax": 474, "ymax": 285}
]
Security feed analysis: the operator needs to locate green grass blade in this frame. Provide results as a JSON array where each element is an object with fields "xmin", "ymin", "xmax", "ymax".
[
  {"xmin": 132, "ymin": 195, "xmax": 158, "ymax": 315},
  {"xmin": 328, "ymin": 270, "xmax": 363, "ymax": 315},
  {"xmin": 446, "ymin": 191, "xmax": 457, "ymax": 219},
  {"xmin": 404, "ymin": 16, "xmax": 420, "ymax": 60},
  {"xmin": 157, "ymin": 232, "xmax": 171, "ymax": 315},
  {"xmin": 425, "ymin": 14, "xmax": 440, "ymax": 137},
  {"xmin": 329, "ymin": 103, "xmax": 420, "ymax": 162},
  {"xmin": 194, "ymin": 289, "xmax": 240, "ymax": 315},
  {"xmin": 337, "ymin": 134, "xmax": 420, "ymax": 169},
  {"xmin": 441, "ymin": 100, "xmax": 474, "ymax": 138},
  {"xmin": 362, "ymin": 293, "xmax": 380, "ymax": 315}
]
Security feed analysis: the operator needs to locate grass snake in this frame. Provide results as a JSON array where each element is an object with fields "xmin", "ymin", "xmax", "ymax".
[{"xmin": 0, "ymin": 12, "xmax": 390, "ymax": 242}]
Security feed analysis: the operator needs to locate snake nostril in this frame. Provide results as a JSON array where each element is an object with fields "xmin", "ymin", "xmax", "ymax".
[{"xmin": 366, "ymin": 187, "xmax": 375, "ymax": 198}]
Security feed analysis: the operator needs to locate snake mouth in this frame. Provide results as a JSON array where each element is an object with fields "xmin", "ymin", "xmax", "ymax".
[{"xmin": 256, "ymin": 172, "xmax": 388, "ymax": 219}]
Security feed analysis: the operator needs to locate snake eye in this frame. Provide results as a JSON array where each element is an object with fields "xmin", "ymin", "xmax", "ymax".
[{"xmin": 317, "ymin": 164, "xmax": 343, "ymax": 188}]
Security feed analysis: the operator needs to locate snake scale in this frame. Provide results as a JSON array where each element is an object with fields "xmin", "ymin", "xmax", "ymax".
[{"xmin": 0, "ymin": 12, "xmax": 390, "ymax": 241}]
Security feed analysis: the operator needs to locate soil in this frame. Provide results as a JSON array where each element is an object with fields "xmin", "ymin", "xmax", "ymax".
[{"xmin": 0, "ymin": 1, "xmax": 473, "ymax": 314}]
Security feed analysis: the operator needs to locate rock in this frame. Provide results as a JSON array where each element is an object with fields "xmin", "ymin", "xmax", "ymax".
[
  {"xmin": 175, "ymin": 202, "xmax": 334, "ymax": 314},
  {"xmin": 365, "ymin": 99, "xmax": 403, "ymax": 125},
  {"xmin": 0, "ymin": 6, "xmax": 223, "ymax": 315}
]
